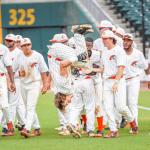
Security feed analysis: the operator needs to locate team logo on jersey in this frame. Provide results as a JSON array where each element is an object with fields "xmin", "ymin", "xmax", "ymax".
[
  {"xmin": 31, "ymin": 62, "xmax": 38, "ymax": 68},
  {"xmin": 131, "ymin": 61, "xmax": 137, "ymax": 66},
  {"xmin": 109, "ymin": 55, "xmax": 116, "ymax": 60}
]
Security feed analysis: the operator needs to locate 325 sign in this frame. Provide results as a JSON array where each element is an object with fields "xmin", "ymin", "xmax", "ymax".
[{"xmin": 9, "ymin": 8, "xmax": 35, "ymax": 26}]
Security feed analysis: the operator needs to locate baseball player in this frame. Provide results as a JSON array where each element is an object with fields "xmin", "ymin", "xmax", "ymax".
[
  {"xmin": 0, "ymin": 43, "xmax": 16, "ymax": 136},
  {"xmin": 67, "ymin": 25, "xmax": 97, "ymax": 137},
  {"xmin": 48, "ymin": 33, "xmax": 83, "ymax": 138},
  {"xmin": 93, "ymin": 20, "xmax": 114, "ymax": 127},
  {"xmin": 13, "ymin": 38, "xmax": 49, "ymax": 138},
  {"xmin": 123, "ymin": 33, "xmax": 148, "ymax": 128},
  {"xmin": 2, "ymin": 34, "xmax": 26, "ymax": 135},
  {"xmin": 101, "ymin": 30, "xmax": 138, "ymax": 138},
  {"xmin": 84, "ymin": 37, "xmax": 104, "ymax": 137},
  {"xmin": 15, "ymin": 35, "xmax": 23, "ymax": 49},
  {"xmin": 93, "ymin": 20, "xmax": 113, "ymax": 52}
]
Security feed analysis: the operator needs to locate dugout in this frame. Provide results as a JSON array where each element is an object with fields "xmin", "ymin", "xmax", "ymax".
[{"xmin": 1, "ymin": 0, "xmax": 99, "ymax": 62}]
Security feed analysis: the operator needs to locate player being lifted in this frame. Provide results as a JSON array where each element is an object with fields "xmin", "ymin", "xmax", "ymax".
[{"xmin": 48, "ymin": 25, "xmax": 94, "ymax": 138}]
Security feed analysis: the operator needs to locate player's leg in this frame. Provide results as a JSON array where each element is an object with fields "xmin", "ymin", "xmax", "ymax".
[
  {"xmin": 94, "ymin": 79, "xmax": 104, "ymax": 137},
  {"xmin": 115, "ymin": 78, "xmax": 138, "ymax": 134},
  {"xmin": 0, "ymin": 76, "xmax": 14, "ymax": 136},
  {"xmin": 15, "ymin": 80, "xmax": 26, "ymax": 131},
  {"xmin": 103, "ymin": 79, "xmax": 119, "ymax": 138},
  {"xmin": 127, "ymin": 77, "xmax": 140, "ymax": 125},
  {"xmin": 20, "ymin": 82, "xmax": 41, "ymax": 138},
  {"xmin": 83, "ymin": 79, "xmax": 95, "ymax": 137}
]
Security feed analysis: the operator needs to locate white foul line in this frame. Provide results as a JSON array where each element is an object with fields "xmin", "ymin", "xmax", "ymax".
[{"xmin": 138, "ymin": 105, "xmax": 150, "ymax": 111}]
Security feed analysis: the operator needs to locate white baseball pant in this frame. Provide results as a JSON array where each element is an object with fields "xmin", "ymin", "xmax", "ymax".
[
  {"xmin": 21, "ymin": 81, "xmax": 41, "ymax": 131},
  {"xmin": 103, "ymin": 78, "xmax": 134, "ymax": 132},
  {"xmin": 69, "ymin": 78, "xmax": 95, "ymax": 132},
  {"xmin": 126, "ymin": 76, "xmax": 140, "ymax": 125}
]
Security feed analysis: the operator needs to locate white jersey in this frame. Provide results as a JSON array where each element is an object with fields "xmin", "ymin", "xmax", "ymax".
[
  {"xmin": 72, "ymin": 33, "xmax": 87, "ymax": 56},
  {"xmin": 93, "ymin": 38, "xmax": 107, "ymax": 52},
  {"xmin": 125, "ymin": 48, "xmax": 148, "ymax": 79},
  {"xmin": 9, "ymin": 47, "xmax": 22, "ymax": 78},
  {"xmin": 14, "ymin": 50, "xmax": 48, "ymax": 84},
  {"xmin": 0, "ymin": 44, "xmax": 12, "ymax": 73},
  {"xmin": 115, "ymin": 36, "xmax": 123, "ymax": 48},
  {"xmin": 102, "ymin": 45, "xmax": 126, "ymax": 79},
  {"xmin": 148, "ymin": 50, "xmax": 150, "ymax": 64},
  {"xmin": 89, "ymin": 50, "xmax": 102, "ymax": 80},
  {"xmin": 48, "ymin": 43, "xmax": 78, "ymax": 94}
]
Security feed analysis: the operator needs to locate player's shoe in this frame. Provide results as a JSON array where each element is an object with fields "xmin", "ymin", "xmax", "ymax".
[
  {"xmin": 55, "ymin": 125, "xmax": 64, "ymax": 131},
  {"xmin": 104, "ymin": 131, "xmax": 119, "ymax": 138},
  {"xmin": 58, "ymin": 129, "xmax": 70, "ymax": 136},
  {"xmin": 30, "ymin": 129, "xmax": 41, "ymax": 137},
  {"xmin": 94, "ymin": 130, "xmax": 103, "ymax": 138},
  {"xmin": 66, "ymin": 124, "xmax": 81, "ymax": 138},
  {"xmin": 88, "ymin": 130, "xmax": 95, "ymax": 137},
  {"xmin": 20, "ymin": 128, "xmax": 31, "ymax": 138},
  {"xmin": 130, "ymin": 120, "xmax": 138, "ymax": 134},
  {"xmin": 1, "ymin": 128, "xmax": 14, "ymax": 136}
]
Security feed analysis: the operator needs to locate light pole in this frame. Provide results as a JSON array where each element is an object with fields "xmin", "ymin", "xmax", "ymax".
[
  {"xmin": 141, "ymin": 0, "xmax": 146, "ymax": 56},
  {"xmin": 0, "ymin": 0, "xmax": 3, "ymax": 43}
]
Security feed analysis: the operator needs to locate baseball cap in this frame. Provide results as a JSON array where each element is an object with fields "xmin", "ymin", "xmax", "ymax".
[
  {"xmin": 124, "ymin": 33, "xmax": 134, "ymax": 41},
  {"xmin": 116, "ymin": 27, "xmax": 125, "ymax": 36},
  {"xmin": 16, "ymin": 35, "xmax": 23, "ymax": 41},
  {"xmin": 49, "ymin": 33, "xmax": 68, "ymax": 43},
  {"xmin": 101, "ymin": 30, "xmax": 116, "ymax": 39},
  {"xmin": 5, "ymin": 34, "xmax": 16, "ymax": 41},
  {"xmin": 97, "ymin": 20, "xmax": 113, "ymax": 29},
  {"xmin": 21, "ymin": 38, "xmax": 31, "ymax": 46}
]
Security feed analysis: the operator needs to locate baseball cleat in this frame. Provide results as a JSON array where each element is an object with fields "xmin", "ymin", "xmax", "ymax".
[
  {"xmin": 30, "ymin": 129, "xmax": 41, "ymax": 137},
  {"xmin": 130, "ymin": 120, "xmax": 138, "ymax": 134},
  {"xmin": 66, "ymin": 124, "xmax": 81, "ymax": 138},
  {"xmin": 54, "ymin": 125, "xmax": 64, "ymax": 131},
  {"xmin": 1, "ymin": 128, "xmax": 14, "ymax": 136},
  {"xmin": 88, "ymin": 131, "xmax": 95, "ymax": 138},
  {"xmin": 20, "ymin": 128, "xmax": 31, "ymax": 138},
  {"xmin": 58, "ymin": 129, "xmax": 70, "ymax": 136},
  {"xmin": 94, "ymin": 130, "xmax": 103, "ymax": 138},
  {"xmin": 104, "ymin": 131, "xmax": 119, "ymax": 138}
]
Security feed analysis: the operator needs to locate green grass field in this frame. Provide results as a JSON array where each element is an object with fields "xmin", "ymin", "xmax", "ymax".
[{"xmin": 0, "ymin": 91, "xmax": 150, "ymax": 150}]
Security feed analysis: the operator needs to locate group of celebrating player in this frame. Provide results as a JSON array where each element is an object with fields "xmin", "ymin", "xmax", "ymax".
[{"xmin": 0, "ymin": 19, "xmax": 149, "ymax": 139}]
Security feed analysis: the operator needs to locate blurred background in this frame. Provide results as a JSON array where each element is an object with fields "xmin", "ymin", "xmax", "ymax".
[{"xmin": 0, "ymin": 0, "xmax": 150, "ymax": 88}]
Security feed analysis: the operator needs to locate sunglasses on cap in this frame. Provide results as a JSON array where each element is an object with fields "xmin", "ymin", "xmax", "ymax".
[{"xmin": 5, "ymin": 39, "xmax": 14, "ymax": 42}]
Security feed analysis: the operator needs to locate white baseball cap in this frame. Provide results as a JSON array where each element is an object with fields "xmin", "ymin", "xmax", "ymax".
[
  {"xmin": 5, "ymin": 34, "xmax": 16, "ymax": 41},
  {"xmin": 21, "ymin": 38, "xmax": 31, "ymax": 46},
  {"xmin": 16, "ymin": 35, "xmax": 23, "ymax": 41},
  {"xmin": 97, "ymin": 20, "xmax": 113, "ymax": 29},
  {"xmin": 49, "ymin": 33, "xmax": 68, "ymax": 43},
  {"xmin": 116, "ymin": 27, "xmax": 125, "ymax": 36},
  {"xmin": 101, "ymin": 30, "xmax": 116, "ymax": 39},
  {"xmin": 124, "ymin": 33, "xmax": 134, "ymax": 41}
]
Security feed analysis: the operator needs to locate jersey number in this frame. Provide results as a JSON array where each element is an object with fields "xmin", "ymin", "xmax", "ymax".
[{"xmin": 9, "ymin": 8, "xmax": 35, "ymax": 26}]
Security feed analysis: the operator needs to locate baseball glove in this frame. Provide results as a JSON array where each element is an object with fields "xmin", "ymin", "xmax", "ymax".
[{"xmin": 71, "ymin": 24, "xmax": 94, "ymax": 35}]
